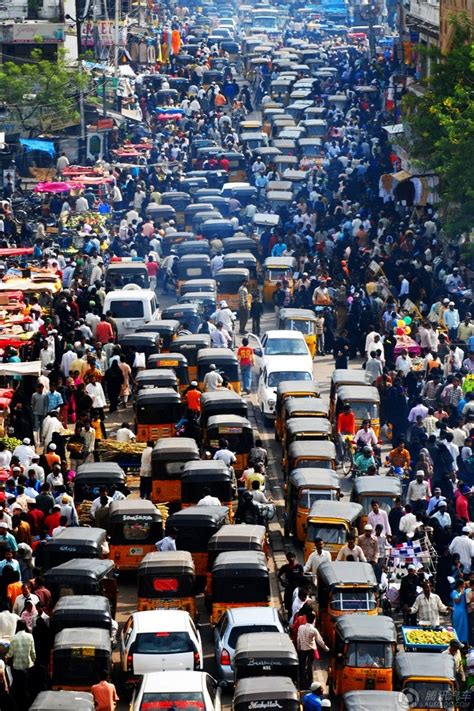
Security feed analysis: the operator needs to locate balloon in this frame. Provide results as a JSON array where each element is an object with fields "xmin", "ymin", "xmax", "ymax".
[
  {"xmin": 396, "ymin": 327, "xmax": 405, "ymax": 335},
  {"xmin": 404, "ymin": 326, "xmax": 411, "ymax": 335},
  {"xmin": 403, "ymin": 316, "xmax": 412, "ymax": 325},
  {"xmin": 392, "ymin": 320, "xmax": 398, "ymax": 328},
  {"xmin": 397, "ymin": 319, "xmax": 404, "ymax": 327}
]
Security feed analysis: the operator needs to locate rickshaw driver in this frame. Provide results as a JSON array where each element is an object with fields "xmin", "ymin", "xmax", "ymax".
[{"xmin": 354, "ymin": 419, "xmax": 380, "ymax": 459}]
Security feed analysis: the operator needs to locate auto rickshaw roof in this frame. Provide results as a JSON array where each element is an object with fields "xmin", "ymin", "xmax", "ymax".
[
  {"xmin": 152, "ymin": 437, "xmax": 200, "ymax": 457},
  {"xmin": 46, "ymin": 527, "xmax": 106, "ymax": 546},
  {"xmin": 235, "ymin": 632, "xmax": 298, "ymax": 660},
  {"xmin": 139, "ymin": 550, "xmax": 195, "ymax": 575},
  {"xmin": 212, "ymin": 550, "xmax": 268, "ymax": 574},
  {"xmin": 286, "ymin": 417, "xmax": 332, "ymax": 436},
  {"xmin": 182, "ymin": 459, "xmax": 231, "ymax": 480},
  {"xmin": 289, "ymin": 468, "xmax": 340, "ymax": 490},
  {"xmin": 119, "ymin": 333, "xmax": 159, "ymax": 348},
  {"xmin": 106, "ymin": 261, "xmax": 147, "ymax": 270},
  {"xmin": 171, "ymin": 334, "xmax": 212, "ymax": 348},
  {"xmin": 136, "ymin": 387, "xmax": 182, "ymax": 405},
  {"xmin": 342, "ymin": 691, "xmax": 410, "ymax": 711},
  {"xmin": 53, "ymin": 627, "xmax": 111, "ymax": 652},
  {"xmin": 148, "ymin": 353, "xmax": 188, "ymax": 367},
  {"xmin": 215, "ymin": 267, "xmax": 250, "ymax": 279},
  {"xmin": 337, "ymin": 385, "xmax": 381, "ymax": 404},
  {"xmin": 207, "ymin": 414, "xmax": 251, "ymax": 429},
  {"xmin": 30, "ymin": 691, "xmax": 95, "ymax": 710},
  {"xmin": 52, "ymin": 595, "xmax": 111, "ymax": 615},
  {"xmin": 201, "ymin": 391, "xmax": 247, "ymax": 412},
  {"xmin": 279, "ymin": 307, "xmax": 317, "ymax": 321},
  {"xmin": 169, "ymin": 504, "xmax": 229, "ymax": 526},
  {"xmin": 309, "ymin": 500, "xmax": 363, "ymax": 523},
  {"xmin": 252, "ymin": 212, "xmax": 281, "ymax": 227},
  {"xmin": 277, "ymin": 381, "xmax": 320, "ymax": 397},
  {"xmin": 44, "ymin": 558, "xmax": 114, "ymax": 582},
  {"xmin": 394, "ymin": 651, "xmax": 455, "ymax": 681},
  {"xmin": 180, "ymin": 278, "xmax": 216, "ymax": 291},
  {"xmin": 332, "ymin": 369, "xmax": 372, "ymax": 386},
  {"xmin": 161, "ymin": 191, "xmax": 192, "ymax": 202},
  {"xmin": 336, "ymin": 614, "xmax": 396, "ymax": 643},
  {"xmin": 288, "ymin": 440, "xmax": 336, "ymax": 459},
  {"xmin": 233, "ymin": 677, "xmax": 298, "ymax": 704},
  {"xmin": 135, "ymin": 369, "xmax": 178, "ymax": 385},
  {"xmin": 208, "ymin": 524, "xmax": 266, "ymax": 549},
  {"xmin": 198, "ymin": 348, "xmax": 239, "ymax": 364},
  {"xmin": 223, "ymin": 252, "xmax": 257, "ymax": 265},
  {"xmin": 353, "ymin": 475, "xmax": 402, "ymax": 497},
  {"xmin": 109, "ymin": 498, "xmax": 163, "ymax": 521},
  {"xmin": 135, "ymin": 320, "xmax": 181, "ymax": 334},
  {"xmin": 263, "ymin": 256, "xmax": 297, "ymax": 268},
  {"xmin": 178, "ymin": 253, "xmax": 211, "ymax": 264},
  {"xmin": 284, "ymin": 398, "xmax": 330, "ymax": 417},
  {"xmin": 222, "ymin": 236, "xmax": 259, "ymax": 251},
  {"xmin": 76, "ymin": 462, "xmax": 125, "ymax": 478},
  {"xmin": 318, "ymin": 561, "xmax": 377, "ymax": 587}
]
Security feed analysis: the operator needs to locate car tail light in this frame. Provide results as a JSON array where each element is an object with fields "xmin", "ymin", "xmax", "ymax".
[
  {"xmin": 220, "ymin": 648, "xmax": 231, "ymax": 666},
  {"xmin": 127, "ymin": 653, "xmax": 133, "ymax": 671},
  {"xmin": 194, "ymin": 651, "xmax": 201, "ymax": 668}
]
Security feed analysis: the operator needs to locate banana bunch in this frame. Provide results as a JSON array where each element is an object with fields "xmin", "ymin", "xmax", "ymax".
[
  {"xmin": 98, "ymin": 440, "xmax": 146, "ymax": 460},
  {"xmin": 0, "ymin": 435, "xmax": 22, "ymax": 451},
  {"xmin": 406, "ymin": 629, "xmax": 455, "ymax": 645}
]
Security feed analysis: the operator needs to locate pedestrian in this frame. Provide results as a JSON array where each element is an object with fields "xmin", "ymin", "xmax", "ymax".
[
  {"xmin": 156, "ymin": 527, "xmax": 177, "ymax": 552},
  {"xmin": 91, "ymin": 670, "xmax": 119, "ymax": 711},
  {"xmin": 237, "ymin": 338, "xmax": 254, "ymax": 394},
  {"xmin": 451, "ymin": 579, "xmax": 469, "ymax": 643},
  {"xmin": 250, "ymin": 293, "xmax": 263, "ymax": 335},
  {"xmin": 238, "ymin": 279, "xmax": 250, "ymax": 334},
  {"xmin": 139, "ymin": 439, "xmax": 153, "ymax": 499},
  {"xmin": 7, "ymin": 619, "xmax": 36, "ymax": 710},
  {"xmin": 296, "ymin": 610, "xmax": 329, "ymax": 689}
]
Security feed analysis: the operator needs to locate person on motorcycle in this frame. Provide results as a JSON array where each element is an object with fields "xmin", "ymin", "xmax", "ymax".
[
  {"xmin": 386, "ymin": 438, "xmax": 411, "ymax": 470},
  {"xmin": 354, "ymin": 445, "xmax": 376, "ymax": 474},
  {"xmin": 235, "ymin": 489, "xmax": 260, "ymax": 524},
  {"xmin": 354, "ymin": 419, "xmax": 380, "ymax": 460}
]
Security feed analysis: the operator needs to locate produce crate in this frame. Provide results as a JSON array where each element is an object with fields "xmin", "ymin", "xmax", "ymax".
[{"xmin": 401, "ymin": 626, "xmax": 458, "ymax": 652}]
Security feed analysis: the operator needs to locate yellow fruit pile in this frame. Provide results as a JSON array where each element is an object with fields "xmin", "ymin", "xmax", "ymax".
[{"xmin": 405, "ymin": 629, "xmax": 455, "ymax": 645}]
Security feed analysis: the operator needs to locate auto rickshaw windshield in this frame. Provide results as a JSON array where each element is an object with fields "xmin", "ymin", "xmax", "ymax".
[
  {"xmin": 307, "ymin": 522, "xmax": 347, "ymax": 545},
  {"xmin": 347, "ymin": 641, "xmax": 393, "ymax": 668},
  {"xmin": 331, "ymin": 589, "xmax": 377, "ymax": 612}
]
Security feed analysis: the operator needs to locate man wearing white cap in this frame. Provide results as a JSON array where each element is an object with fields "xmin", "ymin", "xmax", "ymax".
[
  {"xmin": 426, "ymin": 487, "xmax": 447, "ymax": 515},
  {"xmin": 211, "ymin": 301, "xmax": 235, "ymax": 333},
  {"xmin": 431, "ymin": 500, "xmax": 451, "ymax": 530},
  {"xmin": 12, "ymin": 439, "xmax": 35, "ymax": 468},
  {"xmin": 405, "ymin": 471, "xmax": 429, "ymax": 513},
  {"xmin": 302, "ymin": 682, "xmax": 324, "ymax": 711},
  {"xmin": 443, "ymin": 301, "xmax": 460, "ymax": 341},
  {"xmin": 449, "ymin": 526, "xmax": 474, "ymax": 573},
  {"xmin": 358, "ymin": 524, "xmax": 379, "ymax": 563}
]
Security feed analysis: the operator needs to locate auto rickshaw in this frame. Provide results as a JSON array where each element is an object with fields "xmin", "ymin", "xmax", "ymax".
[
  {"xmin": 317, "ymin": 561, "xmax": 379, "ymax": 646},
  {"xmin": 234, "ymin": 632, "xmax": 299, "ymax": 685},
  {"xmin": 329, "ymin": 369, "xmax": 372, "ymax": 416},
  {"xmin": 274, "ymin": 381, "xmax": 321, "ymax": 441},
  {"xmin": 352, "ymin": 477, "xmax": 402, "ymax": 531},
  {"xmin": 286, "ymin": 440, "xmax": 337, "ymax": 478},
  {"xmin": 167, "ymin": 505, "xmax": 229, "ymax": 577},
  {"xmin": 146, "ymin": 204, "xmax": 176, "ymax": 224},
  {"xmin": 119, "ymin": 333, "xmax": 160, "ymax": 363},
  {"xmin": 137, "ymin": 550, "xmax": 197, "ymax": 616},
  {"xmin": 147, "ymin": 352, "xmax": 190, "ymax": 394},
  {"xmin": 222, "ymin": 253, "xmax": 258, "ymax": 293},
  {"xmin": 175, "ymin": 240, "xmax": 211, "ymax": 258},
  {"xmin": 30, "ymin": 691, "xmax": 95, "ymax": 710},
  {"xmin": 151, "ymin": 437, "xmax": 200, "ymax": 506},
  {"xmin": 203, "ymin": 414, "xmax": 253, "ymax": 476},
  {"xmin": 43, "ymin": 559, "xmax": 117, "ymax": 614},
  {"xmin": 328, "ymin": 615, "xmax": 397, "ymax": 696},
  {"xmin": 181, "ymin": 460, "xmax": 235, "ymax": 513},
  {"xmin": 42, "ymin": 528, "xmax": 107, "ymax": 571},
  {"xmin": 283, "ymin": 418, "xmax": 332, "ymax": 473},
  {"xmin": 108, "ymin": 499, "xmax": 163, "ymax": 570},
  {"xmin": 180, "ymin": 278, "xmax": 217, "ymax": 297},
  {"xmin": 222, "ymin": 235, "xmax": 259, "ymax": 259},
  {"xmin": 162, "ymin": 230, "xmax": 195, "ymax": 256},
  {"xmin": 135, "ymin": 388, "xmax": 183, "ymax": 442},
  {"xmin": 135, "ymin": 320, "xmax": 180, "ymax": 352},
  {"xmin": 170, "ymin": 334, "xmax": 212, "ymax": 381},
  {"xmin": 161, "ymin": 304, "xmax": 202, "ymax": 334},
  {"xmin": 160, "ymin": 191, "xmax": 192, "ymax": 226},
  {"xmin": 197, "ymin": 195, "xmax": 232, "ymax": 218},
  {"xmin": 134, "ymin": 369, "xmax": 178, "ymax": 397},
  {"xmin": 215, "ymin": 268, "xmax": 250, "ymax": 311},
  {"xmin": 50, "ymin": 595, "xmax": 112, "ymax": 636},
  {"xmin": 51, "ymin": 628, "xmax": 111, "ymax": 691},
  {"xmin": 342, "ymin": 691, "xmax": 410, "ymax": 711},
  {"xmin": 278, "ymin": 308, "xmax": 317, "ymax": 358},
  {"xmin": 335, "ymin": 385, "xmax": 381, "ymax": 437},
  {"xmin": 185, "ymin": 203, "xmax": 214, "ymax": 230},
  {"xmin": 190, "ymin": 211, "xmax": 223, "ymax": 234},
  {"xmin": 200, "ymin": 390, "xmax": 248, "ymax": 429},
  {"xmin": 262, "ymin": 256, "xmax": 297, "ymax": 304},
  {"xmin": 222, "ymin": 151, "xmax": 247, "ymax": 182},
  {"xmin": 394, "ymin": 652, "xmax": 456, "ymax": 710},
  {"xmin": 176, "ymin": 254, "xmax": 212, "ymax": 289},
  {"xmin": 285, "ymin": 469, "xmax": 341, "ymax": 541},
  {"xmin": 74, "ymin": 463, "xmax": 127, "ymax": 507},
  {"xmin": 206, "ymin": 524, "xmax": 267, "ymax": 599},
  {"xmin": 197, "ymin": 348, "xmax": 241, "ymax": 394},
  {"xmin": 220, "ymin": 182, "xmax": 258, "ymax": 205},
  {"xmin": 304, "ymin": 501, "xmax": 363, "ymax": 560},
  {"xmin": 179, "ymin": 291, "xmax": 217, "ymax": 319},
  {"xmin": 201, "ymin": 219, "xmax": 235, "ymax": 241},
  {"xmin": 233, "ymin": 677, "xmax": 300, "ymax": 711},
  {"xmin": 210, "ymin": 550, "xmax": 270, "ymax": 625}
]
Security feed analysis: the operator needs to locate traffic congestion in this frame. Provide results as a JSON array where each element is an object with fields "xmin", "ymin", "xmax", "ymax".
[{"xmin": 0, "ymin": 0, "xmax": 473, "ymax": 710}]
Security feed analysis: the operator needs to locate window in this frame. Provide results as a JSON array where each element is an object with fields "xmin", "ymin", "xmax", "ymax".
[
  {"xmin": 359, "ymin": 496, "xmax": 393, "ymax": 516},
  {"xmin": 331, "ymin": 590, "xmax": 377, "ymax": 612},
  {"xmin": 307, "ymin": 524, "xmax": 346, "ymax": 544},
  {"xmin": 135, "ymin": 632, "xmax": 193, "ymax": 655},
  {"xmin": 206, "ymin": 674, "xmax": 217, "ymax": 704},
  {"xmin": 346, "ymin": 641, "xmax": 393, "ymax": 668},
  {"xmin": 228, "ymin": 624, "xmax": 279, "ymax": 648},
  {"xmin": 288, "ymin": 319, "xmax": 313, "ymax": 335},
  {"xmin": 267, "ymin": 371, "xmax": 312, "ymax": 387},
  {"xmin": 110, "ymin": 301, "xmax": 144, "ymax": 318},
  {"xmin": 123, "ymin": 521, "xmax": 151, "ymax": 541},
  {"xmin": 299, "ymin": 489, "xmax": 334, "ymax": 509},
  {"xmin": 141, "ymin": 693, "xmax": 205, "ymax": 711}
]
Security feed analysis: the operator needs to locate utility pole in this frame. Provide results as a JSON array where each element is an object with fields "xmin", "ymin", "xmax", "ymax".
[{"xmin": 114, "ymin": 0, "xmax": 120, "ymax": 71}]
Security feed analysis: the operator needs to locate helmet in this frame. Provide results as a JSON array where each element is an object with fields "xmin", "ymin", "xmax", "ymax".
[
  {"xmin": 394, "ymin": 466, "xmax": 404, "ymax": 475},
  {"xmin": 363, "ymin": 446, "xmax": 372, "ymax": 455}
]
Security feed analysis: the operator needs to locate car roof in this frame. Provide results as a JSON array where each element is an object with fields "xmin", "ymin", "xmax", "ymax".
[
  {"xmin": 140, "ymin": 671, "xmax": 209, "ymax": 693},
  {"xmin": 227, "ymin": 606, "xmax": 281, "ymax": 623},
  {"xmin": 265, "ymin": 330, "xmax": 306, "ymax": 339},
  {"xmin": 264, "ymin": 357, "xmax": 312, "ymax": 373},
  {"xmin": 104, "ymin": 289, "xmax": 156, "ymax": 301},
  {"xmin": 131, "ymin": 609, "xmax": 193, "ymax": 632}
]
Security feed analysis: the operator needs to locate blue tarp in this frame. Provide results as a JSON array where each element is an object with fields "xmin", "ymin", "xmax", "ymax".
[{"xmin": 19, "ymin": 138, "xmax": 56, "ymax": 157}]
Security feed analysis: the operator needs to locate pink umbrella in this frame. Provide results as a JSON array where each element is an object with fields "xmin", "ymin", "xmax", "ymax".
[{"xmin": 34, "ymin": 181, "xmax": 82, "ymax": 193}]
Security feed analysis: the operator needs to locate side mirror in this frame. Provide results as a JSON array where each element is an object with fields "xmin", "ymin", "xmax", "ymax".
[
  {"xmin": 217, "ymin": 680, "xmax": 229, "ymax": 689},
  {"xmin": 254, "ymin": 348, "xmax": 262, "ymax": 357}
]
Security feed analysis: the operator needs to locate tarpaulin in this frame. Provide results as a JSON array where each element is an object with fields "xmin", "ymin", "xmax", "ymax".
[
  {"xmin": 20, "ymin": 139, "xmax": 56, "ymax": 158},
  {"xmin": 34, "ymin": 181, "xmax": 82, "ymax": 193},
  {"xmin": 0, "ymin": 361, "xmax": 41, "ymax": 376}
]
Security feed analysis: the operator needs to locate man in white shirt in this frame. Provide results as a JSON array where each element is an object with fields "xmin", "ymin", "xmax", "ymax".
[
  {"xmin": 115, "ymin": 423, "xmax": 136, "ymax": 443},
  {"xmin": 75, "ymin": 195, "xmax": 89, "ymax": 213},
  {"xmin": 85, "ymin": 376, "xmax": 107, "ymax": 413},
  {"xmin": 398, "ymin": 505, "xmax": 420, "ymax": 538},
  {"xmin": 156, "ymin": 529, "xmax": 177, "ymax": 551},
  {"xmin": 12, "ymin": 439, "xmax": 35, "ymax": 468},
  {"xmin": 60, "ymin": 345, "xmax": 76, "ymax": 378},
  {"xmin": 203, "ymin": 365, "xmax": 223, "ymax": 392},
  {"xmin": 449, "ymin": 527, "xmax": 474, "ymax": 572},
  {"xmin": 395, "ymin": 349, "xmax": 412, "ymax": 375},
  {"xmin": 139, "ymin": 440, "xmax": 153, "ymax": 500},
  {"xmin": 211, "ymin": 301, "xmax": 236, "ymax": 333},
  {"xmin": 197, "ymin": 487, "xmax": 221, "ymax": 506},
  {"xmin": 304, "ymin": 538, "xmax": 331, "ymax": 577}
]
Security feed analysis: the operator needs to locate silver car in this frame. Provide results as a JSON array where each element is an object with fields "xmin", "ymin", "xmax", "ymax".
[{"xmin": 213, "ymin": 606, "xmax": 286, "ymax": 683}]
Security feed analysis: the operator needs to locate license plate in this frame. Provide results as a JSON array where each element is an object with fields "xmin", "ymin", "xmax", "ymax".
[{"xmin": 130, "ymin": 547, "xmax": 143, "ymax": 556}]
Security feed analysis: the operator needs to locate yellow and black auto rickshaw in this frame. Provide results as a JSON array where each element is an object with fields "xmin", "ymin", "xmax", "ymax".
[
  {"xmin": 170, "ymin": 334, "xmax": 211, "ymax": 382},
  {"xmin": 233, "ymin": 677, "xmax": 300, "ymax": 711},
  {"xmin": 304, "ymin": 501, "xmax": 363, "ymax": 560},
  {"xmin": 285, "ymin": 468, "xmax": 341, "ymax": 542},
  {"xmin": 278, "ymin": 308, "xmax": 318, "ymax": 358},
  {"xmin": 342, "ymin": 691, "xmax": 410, "ymax": 711},
  {"xmin": 328, "ymin": 615, "xmax": 397, "ymax": 696},
  {"xmin": 147, "ymin": 352, "xmax": 190, "ymax": 394},
  {"xmin": 329, "ymin": 369, "xmax": 372, "ymax": 408},
  {"xmin": 200, "ymin": 390, "xmax": 248, "ymax": 429},
  {"xmin": 334, "ymin": 385, "xmax": 381, "ymax": 437},
  {"xmin": 352, "ymin": 476, "xmax": 402, "ymax": 531},
  {"xmin": 274, "ymin": 381, "xmax": 321, "ymax": 441},
  {"xmin": 176, "ymin": 254, "xmax": 212, "ymax": 290},
  {"xmin": 197, "ymin": 348, "xmax": 241, "ymax": 394},
  {"xmin": 168, "ymin": 505, "xmax": 229, "ymax": 578},
  {"xmin": 222, "ymin": 253, "xmax": 258, "ymax": 293},
  {"xmin": 181, "ymin": 460, "xmax": 236, "ymax": 513},
  {"xmin": 317, "ymin": 561, "xmax": 379, "ymax": 646},
  {"xmin": 234, "ymin": 632, "xmax": 299, "ymax": 686},
  {"xmin": 160, "ymin": 191, "xmax": 192, "ymax": 227},
  {"xmin": 42, "ymin": 528, "xmax": 108, "ymax": 571},
  {"xmin": 51, "ymin": 628, "xmax": 111, "ymax": 691},
  {"xmin": 136, "ymin": 319, "xmax": 181, "ymax": 352},
  {"xmin": 44, "ymin": 559, "xmax": 117, "ymax": 615},
  {"xmin": 282, "ymin": 417, "xmax": 332, "ymax": 474},
  {"xmin": 134, "ymin": 369, "xmax": 178, "ymax": 399},
  {"xmin": 203, "ymin": 414, "xmax": 254, "ymax": 476},
  {"xmin": 161, "ymin": 303, "xmax": 202, "ymax": 334},
  {"xmin": 286, "ymin": 440, "xmax": 337, "ymax": 479},
  {"xmin": 262, "ymin": 256, "xmax": 297, "ymax": 304},
  {"xmin": 137, "ymin": 550, "xmax": 196, "ymax": 616},
  {"xmin": 215, "ymin": 268, "xmax": 250, "ymax": 312},
  {"xmin": 210, "ymin": 550, "xmax": 270, "ymax": 625},
  {"xmin": 151, "ymin": 437, "xmax": 200, "ymax": 506},
  {"xmin": 50, "ymin": 595, "xmax": 112, "ymax": 636},
  {"xmin": 394, "ymin": 652, "xmax": 456, "ymax": 710},
  {"xmin": 135, "ymin": 387, "xmax": 183, "ymax": 442},
  {"xmin": 108, "ymin": 499, "xmax": 163, "ymax": 570}
]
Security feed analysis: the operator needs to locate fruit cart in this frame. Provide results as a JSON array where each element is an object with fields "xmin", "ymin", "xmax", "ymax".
[{"xmin": 402, "ymin": 626, "xmax": 458, "ymax": 652}]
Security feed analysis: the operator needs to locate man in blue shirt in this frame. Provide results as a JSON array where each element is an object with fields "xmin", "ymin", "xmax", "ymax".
[
  {"xmin": 0, "ymin": 549, "xmax": 21, "ymax": 578},
  {"xmin": 303, "ymin": 683, "xmax": 327, "ymax": 711}
]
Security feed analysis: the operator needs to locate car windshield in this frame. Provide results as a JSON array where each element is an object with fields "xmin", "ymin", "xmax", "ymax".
[
  {"xmin": 268, "ymin": 371, "xmax": 312, "ymax": 388},
  {"xmin": 359, "ymin": 495, "xmax": 393, "ymax": 515},
  {"xmin": 228, "ymin": 624, "xmax": 279, "ymax": 649},
  {"xmin": 288, "ymin": 319, "xmax": 313, "ymax": 335},
  {"xmin": 140, "ymin": 692, "xmax": 205, "ymax": 711},
  {"xmin": 265, "ymin": 338, "xmax": 308, "ymax": 355},
  {"xmin": 135, "ymin": 632, "xmax": 193, "ymax": 655}
]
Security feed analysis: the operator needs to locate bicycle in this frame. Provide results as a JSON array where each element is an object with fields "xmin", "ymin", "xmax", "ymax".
[{"xmin": 338, "ymin": 434, "xmax": 356, "ymax": 475}]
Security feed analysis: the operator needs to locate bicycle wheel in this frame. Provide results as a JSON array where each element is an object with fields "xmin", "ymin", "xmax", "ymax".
[{"xmin": 342, "ymin": 449, "xmax": 353, "ymax": 475}]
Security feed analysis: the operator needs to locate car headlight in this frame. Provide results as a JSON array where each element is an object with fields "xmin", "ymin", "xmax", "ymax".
[{"xmin": 268, "ymin": 398, "xmax": 276, "ymax": 407}]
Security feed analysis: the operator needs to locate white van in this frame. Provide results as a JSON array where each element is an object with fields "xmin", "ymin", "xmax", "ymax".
[{"xmin": 103, "ymin": 286, "xmax": 160, "ymax": 337}]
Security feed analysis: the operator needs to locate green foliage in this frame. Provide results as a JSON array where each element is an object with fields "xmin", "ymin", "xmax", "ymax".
[
  {"xmin": 0, "ymin": 48, "xmax": 89, "ymax": 135},
  {"xmin": 402, "ymin": 14, "xmax": 474, "ymax": 237}
]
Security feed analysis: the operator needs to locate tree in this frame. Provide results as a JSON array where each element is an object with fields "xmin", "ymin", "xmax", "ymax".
[
  {"xmin": 0, "ymin": 48, "xmax": 89, "ymax": 136},
  {"xmin": 402, "ymin": 15, "xmax": 474, "ymax": 237}
]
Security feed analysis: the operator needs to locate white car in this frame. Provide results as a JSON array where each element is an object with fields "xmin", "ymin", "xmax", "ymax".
[
  {"xmin": 257, "ymin": 357, "xmax": 313, "ymax": 421},
  {"xmin": 121, "ymin": 610, "xmax": 203, "ymax": 682},
  {"xmin": 131, "ymin": 671, "xmax": 222, "ymax": 711},
  {"xmin": 248, "ymin": 330, "xmax": 313, "ymax": 374}
]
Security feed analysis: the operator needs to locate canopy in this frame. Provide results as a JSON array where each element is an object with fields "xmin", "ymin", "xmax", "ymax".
[
  {"xmin": 0, "ymin": 361, "xmax": 41, "ymax": 376},
  {"xmin": 20, "ymin": 138, "xmax": 55, "ymax": 157},
  {"xmin": 0, "ymin": 248, "xmax": 33, "ymax": 257},
  {"xmin": 34, "ymin": 181, "xmax": 82, "ymax": 193}
]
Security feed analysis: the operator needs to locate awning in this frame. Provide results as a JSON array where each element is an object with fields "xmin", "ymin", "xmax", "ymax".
[
  {"xmin": 20, "ymin": 138, "xmax": 56, "ymax": 158},
  {"xmin": 0, "ymin": 361, "xmax": 41, "ymax": 376}
]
